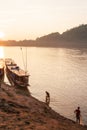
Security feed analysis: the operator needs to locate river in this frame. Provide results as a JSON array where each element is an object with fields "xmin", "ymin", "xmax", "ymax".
[{"xmin": 2, "ymin": 46, "xmax": 87, "ymax": 125}]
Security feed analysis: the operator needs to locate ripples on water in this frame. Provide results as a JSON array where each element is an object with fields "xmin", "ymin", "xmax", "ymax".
[{"xmin": 4, "ymin": 47, "xmax": 87, "ymax": 125}]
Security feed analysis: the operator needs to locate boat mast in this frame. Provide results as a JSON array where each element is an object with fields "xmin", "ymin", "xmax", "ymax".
[
  {"xmin": 20, "ymin": 47, "xmax": 26, "ymax": 71},
  {"xmin": 26, "ymin": 47, "xmax": 27, "ymax": 73},
  {"xmin": 20, "ymin": 47, "xmax": 28, "ymax": 74}
]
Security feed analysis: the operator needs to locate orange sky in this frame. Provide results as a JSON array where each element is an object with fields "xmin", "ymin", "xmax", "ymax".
[{"xmin": 0, "ymin": 0, "xmax": 87, "ymax": 40}]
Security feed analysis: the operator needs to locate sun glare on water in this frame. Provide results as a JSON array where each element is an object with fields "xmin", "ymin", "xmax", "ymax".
[
  {"xmin": 0, "ymin": 32, "xmax": 5, "ymax": 58},
  {"xmin": 0, "ymin": 47, "xmax": 4, "ymax": 58}
]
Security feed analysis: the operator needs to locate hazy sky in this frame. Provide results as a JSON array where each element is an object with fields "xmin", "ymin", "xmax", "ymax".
[{"xmin": 0, "ymin": 0, "xmax": 87, "ymax": 40}]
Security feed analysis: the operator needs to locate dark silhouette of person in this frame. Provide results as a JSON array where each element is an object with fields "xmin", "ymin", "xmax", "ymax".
[
  {"xmin": 45, "ymin": 91, "xmax": 50, "ymax": 106},
  {"xmin": 74, "ymin": 107, "xmax": 81, "ymax": 124}
]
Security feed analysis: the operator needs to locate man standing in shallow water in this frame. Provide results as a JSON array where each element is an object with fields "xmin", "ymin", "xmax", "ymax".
[
  {"xmin": 45, "ymin": 91, "xmax": 50, "ymax": 106},
  {"xmin": 74, "ymin": 107, "xmax": 81, "ymax": 124}
]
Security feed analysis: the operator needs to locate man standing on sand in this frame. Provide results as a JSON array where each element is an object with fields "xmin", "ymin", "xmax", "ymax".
[
  {"xmin": 74, "ymin": 107, "xmax": 81, "ymax": 124},
  {"xmin": 45, "ymin": 91, "xmax": 50, "ymax": 106}
]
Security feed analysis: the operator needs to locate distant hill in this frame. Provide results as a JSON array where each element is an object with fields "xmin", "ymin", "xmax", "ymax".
[
  {"xmin": 62, "ymin": 24, "xmax": 87, "ymax": 42},
  {"xmin": 36, "ymin": 32, "xmax": 61, "ymax": 42},
  {"xmin": 35, "ymin": 24, "xmax": 87, "ymax": 47},
  {"xmin": 0, "ymin": 24, "xmax": 87, "ymax": 47}
]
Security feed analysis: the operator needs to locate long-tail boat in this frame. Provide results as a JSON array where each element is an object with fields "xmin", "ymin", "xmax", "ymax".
[
  {"xmin": 5, "ymin": 58, "xmax": 29, "ymax": 88},
  {"xmin": 0, "ymin": 59, "xmax": 4, "ymax": 86}
]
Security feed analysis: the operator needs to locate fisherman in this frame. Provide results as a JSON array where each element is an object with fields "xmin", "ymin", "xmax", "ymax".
[
  {"xmin": 45, "ymin": 91, "xmax": 50, "ymax": 106},
  {"xmin": 74, "ymin": 107, "xmax": 81, "ymax": 124}
]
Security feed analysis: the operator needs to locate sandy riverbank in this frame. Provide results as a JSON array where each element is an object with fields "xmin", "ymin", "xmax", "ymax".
[{"xmin": 0, "ymin": 82, "xmax": 87, "ymax": 130}]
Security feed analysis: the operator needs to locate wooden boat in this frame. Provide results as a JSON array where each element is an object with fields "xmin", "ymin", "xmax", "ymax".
[
  {"xmin": 0, "ymin": 59, "xmax": 4, "ymax": 86},
  {"xmin": 5, "ymin": 58, "xmax": 29, "ymax": 88}
]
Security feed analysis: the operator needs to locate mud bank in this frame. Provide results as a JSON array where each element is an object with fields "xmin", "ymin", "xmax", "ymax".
[{"xmin": 0, "ymin": 83, "xmax": 87, "ymax": 130}]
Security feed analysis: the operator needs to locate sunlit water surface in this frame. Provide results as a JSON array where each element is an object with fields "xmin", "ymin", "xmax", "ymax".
[{"xmin": 3, "ymin": 47, "xmax": 87, "ymax": 125}]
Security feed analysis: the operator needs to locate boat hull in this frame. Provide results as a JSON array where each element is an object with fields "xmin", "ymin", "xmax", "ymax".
[
  {"xmin": 0, "ymin": 59, "xmax": 4, "ymax": 86},
  {"xmin": 0, "ymin": 67, "xmax": 4, "ymax": 86}
]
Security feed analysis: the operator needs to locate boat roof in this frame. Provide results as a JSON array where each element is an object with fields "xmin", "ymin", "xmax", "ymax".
[
  {"xmin": 0, "ymin": 59, "xmax": 4, "ymax": 69},
  {"xmin": 5, "ymin": 58, "xmax": 29, "ymax": 77},
  {"xmin": 5, "ymin": 58, "xmax": 16, "ymax": 66},
  {"xmin": 7, "ymin": 65, "xmax": 29, "ymax": 77}
]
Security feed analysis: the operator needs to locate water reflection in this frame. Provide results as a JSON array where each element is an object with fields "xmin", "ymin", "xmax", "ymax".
[{"xmin": 0, "ymin": 46, "xmax": 4, "ymax": 58}]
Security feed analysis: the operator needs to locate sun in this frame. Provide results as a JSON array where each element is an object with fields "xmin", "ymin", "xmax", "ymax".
[{"xmin": 0, "ymin": 32, "xmax": 5, "ymax": 39}]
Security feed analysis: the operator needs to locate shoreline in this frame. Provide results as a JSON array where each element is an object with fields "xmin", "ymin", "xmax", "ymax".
[{"xmin": 0, "ymin": 82, "xmax": 87, "ymax": 130}]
